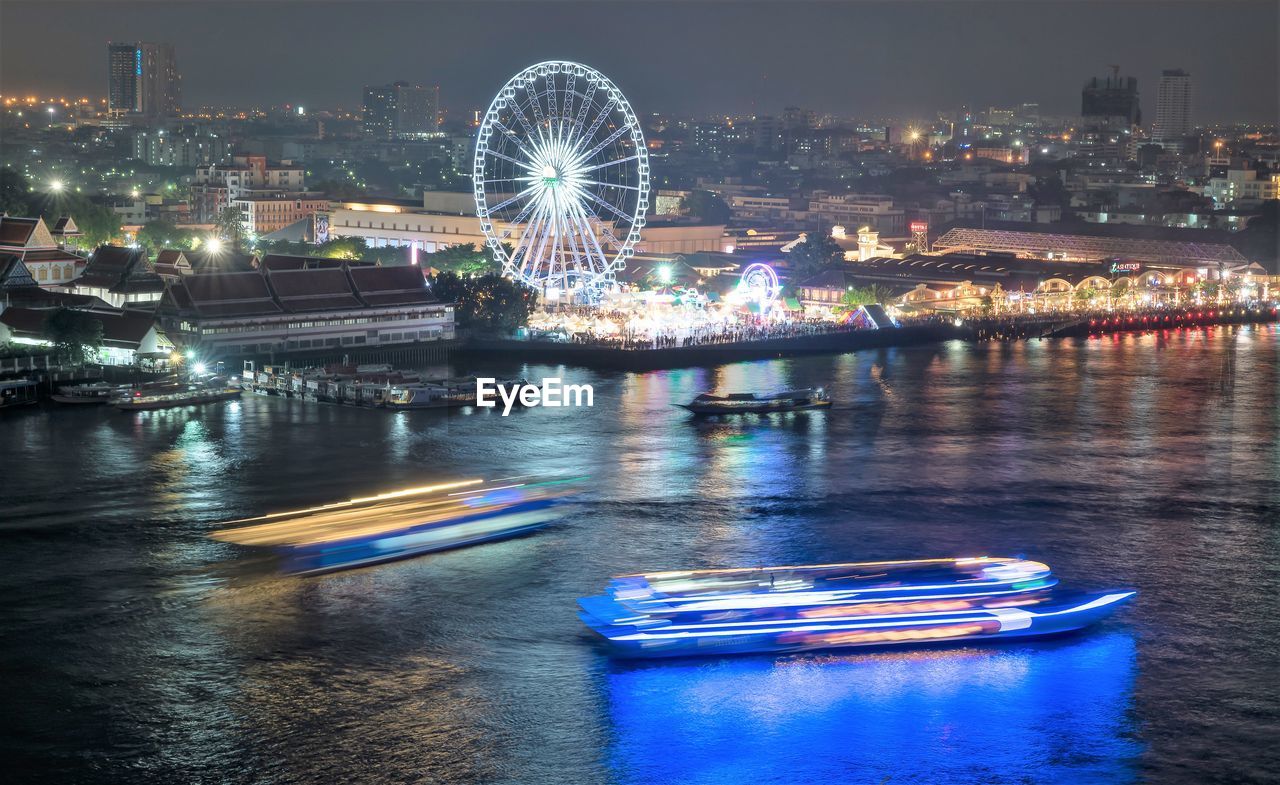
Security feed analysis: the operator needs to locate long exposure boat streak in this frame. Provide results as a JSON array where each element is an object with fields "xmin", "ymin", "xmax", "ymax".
[
  {"xmin": 580, "ymin": 557, "xmax": 1134, "ymax": 657},
  {"xmin": 211, "ymin": 476, "xmax": 582, "ymax": 575}
]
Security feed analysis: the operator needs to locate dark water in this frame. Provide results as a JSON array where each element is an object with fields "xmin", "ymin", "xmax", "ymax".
[{"xmin": 2, "ymin": 326, "xmax": 1278, "ymax": 785}]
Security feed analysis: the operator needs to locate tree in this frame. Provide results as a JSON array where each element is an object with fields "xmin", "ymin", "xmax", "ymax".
[
  {"xmin": 430, "ymin": 272, "xmax": 536, "ymax": 334},
  {"xmin": 213, "ymin": 206, "xmax": 247, "ymax": 249},
  {"xmin": 137, "ymin": 220, "xmax": 197, "ymax": 252},
  {"xmin": 42, "ymin": 308, "xmax": 103, "ymax": 366},
  {"xmin": 841, "ymin": 284, "xmax": 897, "ymax": 307},
  {"xmin": 0, "ymin": 167, "xmax": 33, "ymax": 216},
  {"xmin": 428, "ymin": 243, "xmax": 501, "ymax": 275},
  {"xmin": 787, "ymin": 230, "xmax": 846, "ymax": 280},
  {"xmin": 59, "ymin": 195, "xmax": 121, "ymax": 249},
  {"xmin": 680, "ymin": 190, "xmax": 731, "ymax": 225}
]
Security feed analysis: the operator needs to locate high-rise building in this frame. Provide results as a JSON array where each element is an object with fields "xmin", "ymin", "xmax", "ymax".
[
  {"xmin": 1081, "ymin": 73, "xmax": 1140, "ymax": 128},
  {"xmin": 108, "ymin": 42, "xmax": 181, "ymax": 118},
  {"xmin": 395, "ymin": 83, "xmax": 440, "ymax": 137},
  {"xmin": 363, "ymin": 82, "xmax": 440, "ymax": 139},
  {"xmin": 1152, "ymin": 69, "xmax": 1192, "ymax": 149}
]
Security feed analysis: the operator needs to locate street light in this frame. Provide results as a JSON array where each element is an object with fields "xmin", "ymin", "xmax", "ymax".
[
  {"xmin": 204, "ymin": 238, "xmax": 223, "ymax": 253},
  {"xmin": 49, "ymin": 180, "xmax": 64, "ymax": 192}
]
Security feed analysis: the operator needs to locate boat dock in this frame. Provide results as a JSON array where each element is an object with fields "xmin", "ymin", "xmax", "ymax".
[{"xmin": 239, "ymin": 361, "xmax": 498, "ymax": 410}]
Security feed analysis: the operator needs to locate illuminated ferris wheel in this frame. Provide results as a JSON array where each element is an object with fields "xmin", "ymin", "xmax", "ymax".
[{"xmin": 473, "ymin": 61, "xmax": 650, "ymax": 299}]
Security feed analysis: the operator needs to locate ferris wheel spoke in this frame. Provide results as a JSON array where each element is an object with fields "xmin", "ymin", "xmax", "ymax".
[
  {"xmin": 506, "ymin": 99, "xmax": 538, "ymax": 137},
  {"xmin": 571, "ymin": 123, "xmax": 633, "ymax": 169},
  {"xmin": 576, "ymin": 188, "xmax": 634, "ymax": 225},
  {"xmin": 497, "ymin": 192, "xmax": 544, "ymax": 242},
  {"xmin": 578, "ymin": 201, "xmax": 627, "ymax": 250},
  {"xmin": 577, "ymin": 97, "xmax": 618, "ymax": 151},
  {"xmin": 576, "ymin": 154, "xmax": 640, "ymax": 174},
  {"xmin": 511, "ymin": 197, "xmax": 549, "ymax": 277},
  {"xmin": 571, "ymin": 83, "xmax": 598, "ymax": 142},
  {"xmin": 490, "ymin": 120, "xmax": 541, "ymax": 163},
  {"xmin": 484, "ymin": 184, "xmax": 540, "ymax": 216},
  {"xmin": 484, "ymin": 147, "xmax": 539, "ymax": 172},
  {"xmin": 567, "ymin": 198, "xmax": 610, "ymax": 272},
  {"xmin": 561, "ymin": 73, "xmax": 576, "ymax": 141},
  {"xmin": 580, "ymin": 180, "xmax": 641, "ymax": 191}
]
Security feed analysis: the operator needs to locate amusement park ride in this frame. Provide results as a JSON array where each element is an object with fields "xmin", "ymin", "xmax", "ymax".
[{"xmin": 473, "ymin": 61, "xmax": 651, "ymax": 303}]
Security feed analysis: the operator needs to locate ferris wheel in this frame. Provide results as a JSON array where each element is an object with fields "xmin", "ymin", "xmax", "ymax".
[{"xmin": 473, "ymin": 61, "xmax": 650, "ymax": 298}]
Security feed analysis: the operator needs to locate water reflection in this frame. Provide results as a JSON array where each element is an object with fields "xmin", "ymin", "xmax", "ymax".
[{"xmin": 606, "ymin": 633, "xmax": 1140, "ymax": 785}]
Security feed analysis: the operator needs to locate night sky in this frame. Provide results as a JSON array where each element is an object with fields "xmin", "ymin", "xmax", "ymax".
[{"xmin": 2, "ymin": 0, "xmax": 1276, "ymax": 122}]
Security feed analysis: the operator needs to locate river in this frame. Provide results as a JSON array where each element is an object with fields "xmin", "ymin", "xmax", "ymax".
[{"xmin": 2, "ymin": 325, "xmax": 1277, "ymax": 784}]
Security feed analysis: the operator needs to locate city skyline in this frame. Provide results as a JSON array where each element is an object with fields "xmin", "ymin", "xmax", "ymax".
[{"xmin": 1, "ymin": 0, "xmax": 1276, "ymax": 123}]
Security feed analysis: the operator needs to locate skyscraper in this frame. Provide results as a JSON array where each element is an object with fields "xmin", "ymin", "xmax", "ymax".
[
  {"xmin": 1081, "ymin": 73, "xmax": 1140, "ymax": 128},
  {"xmin": 107, "ymin": 42, "xmax": 181, "ymax": 118},
  {"xmin": 363, "ymin": 82, "xmax": 440, "ymax": 139},
  {"xmin": 362, "ymin": 84, "xmax": 397, "ymax": 139},
  {"xmin": 1152, "ymin": 69, "xmax": 1193, "ymax": 150}
]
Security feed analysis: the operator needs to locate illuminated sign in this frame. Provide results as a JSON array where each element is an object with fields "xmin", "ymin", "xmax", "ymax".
[
  {"xmin": 910, "ymin": 222, "xmax": 929, "ymax": 233},
  {"xmin": 1110, "ymin": 262, "xmax": 1141, "ymax": 273},
  {"xmin": 135, "ymin": 48, "xmax": 142, "ymax": 76}
]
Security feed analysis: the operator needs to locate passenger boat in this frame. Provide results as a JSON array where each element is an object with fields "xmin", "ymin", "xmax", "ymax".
[
  {"xmin": 51, "ymin": 381, "xmax": 118, "ymax": 404},
  {"xmin": 115, "ymin": 386, "xmax": 242, "ymax": 411},
  {"xmin": 385, "ymin": 377, "xmax": 528, "ymax": 410},
  {"xmin": 0, "ymin": 379, "xmax": 38, "ymax": 409},
  {"xmin": 385, "ymin": 383, "xmax": 466, "ymax": 409},
  {"xmin": 579, "ymin": 557, "xmax": 1133, "ymax": 658},
  {"xmin": 210, "ymin": 476, "xmax": 580, "ymax": 575},
  {"xmin": 679, "ymin": 388, "xmax": 831, "ymax": 415}
]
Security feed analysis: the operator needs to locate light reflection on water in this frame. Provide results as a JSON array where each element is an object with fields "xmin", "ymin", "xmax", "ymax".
[
  {"xmin": 606, "ymin": 633, "xmax": 1139, "ymax": 785},
  {"xmin": 1, "ymin": 325, "xmax": 1277, "ymax": 784}
]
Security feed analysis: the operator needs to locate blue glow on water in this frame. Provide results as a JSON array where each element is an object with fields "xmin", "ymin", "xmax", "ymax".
[{"xmin": 605, "ymin": 632, "xmax": 1140, "ymax": 785}]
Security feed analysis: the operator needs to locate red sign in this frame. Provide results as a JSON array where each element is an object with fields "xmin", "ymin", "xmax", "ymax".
[{"xmin": 910, "ymin": 222, "xmax": 929, "ymax": 233}]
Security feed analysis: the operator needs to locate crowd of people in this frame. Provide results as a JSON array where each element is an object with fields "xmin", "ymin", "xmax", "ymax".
[{"xmin": 535, "ymin": 317, "xmax": 868, "ymax": 351}]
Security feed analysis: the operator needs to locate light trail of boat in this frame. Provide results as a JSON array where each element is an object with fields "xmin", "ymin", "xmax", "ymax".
[{"xmin": 220, "ymin": 479, "xmax": 485, "ymax": 525}]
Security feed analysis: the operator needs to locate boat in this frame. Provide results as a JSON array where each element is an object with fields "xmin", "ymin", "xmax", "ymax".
[
  {"xmin": 210, "ymin": 476, "xmax": 581, "ymax": 575},
  {"xmin": 385, "ymin": 383, "xmax": 465, "ymax": 409},
  {"xmin": 385, "ymin": 377, "xmax": 529, "ymax": 410},
  {"xmin": 0, "ymin": 379, "xmax": 38, "ymax": 409},
  {"xmin": 51, "ymin": 381, "xmax": 118, "ymax": 404},
  {"xmin": 115, "ymin": 386, "xmax": 242, "ymax": 411},
  {"xmin": 678, "ymin": 388, "xmax": 831, "ymax": 415},
  {"xmin": 578, "ymin": 557, "xmax": 1134, "ymax": 658}
]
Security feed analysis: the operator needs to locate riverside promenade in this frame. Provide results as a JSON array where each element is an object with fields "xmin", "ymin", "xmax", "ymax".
[{"xmin": 465, "ymin": 304, "xmax": 1280, "ymax": 370}]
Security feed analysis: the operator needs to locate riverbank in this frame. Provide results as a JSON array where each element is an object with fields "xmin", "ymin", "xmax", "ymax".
[{"xmin": 465, "ymin": 304, "xmax": 1279, "ymax": 370}]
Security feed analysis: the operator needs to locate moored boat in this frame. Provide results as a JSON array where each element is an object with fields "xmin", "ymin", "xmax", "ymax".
[
  {"xmin": 115, "ymin": 386, "xmax": 242, "ymax": 411},
  {"xmin": 679, "ymin": 388, "xmax": 831, "ymax": 415},
  {"xmin": 579, "ymin": 557, "xmax": 1133, "ymax": 658},
  {"xmin": 51, "ymin": 381, "xmax": 118, "ymax": 404}
]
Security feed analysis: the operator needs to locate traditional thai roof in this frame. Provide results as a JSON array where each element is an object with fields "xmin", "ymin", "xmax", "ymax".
[
  {"xmin": 349, "ymin": 265, "xmax": 435, "ymax": 306},
  {"xmin": 49, "ymin": 216, "xmax": 81, "ymax": 238},
  {"xmin": 78, "ymin": 246, "xmax": 144, "ymax": 288},
  {"xmin": 154, "ymin": 249, "xmax": 193, "ymax": 279},
  {"xmin": 266, "ymin": 267, "xmax": 363, "ymax": 312},
  {"xmin": 187, "ymin": 248, "xmax": 258, "ymax": 274},
  {"xmin": 258, "ymin": 254, "xmax": 372, "ymax": 272},
  {"xmin": 0, "ymin": 216, "xmax": 54, "ymax": 249},
  {"xmin": 0, "ymin": 254, "xmax": 38, "ymax": 288},
  {"xmin": 0, "ymin": 307, "xmax": 161, "ymax": 349},
  {"xmin": 183, "ymin": 271, "xmax": 281, "ymax": 317}
]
